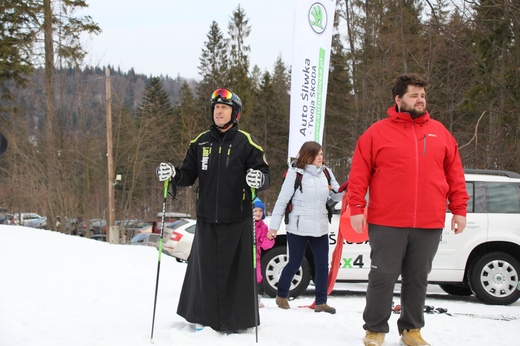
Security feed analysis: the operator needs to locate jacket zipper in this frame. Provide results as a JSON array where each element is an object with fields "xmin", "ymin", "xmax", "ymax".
[
  {"xmin": 226, "ymin": 144, "xmax": 232, "ymax": 168},
  {"xmin": 215, "ymin": 142, "xmax": 222, "ymax": 223},
  {"xmin": 413, "ymin": 124, "xmax": 420, "ymax": 227}
]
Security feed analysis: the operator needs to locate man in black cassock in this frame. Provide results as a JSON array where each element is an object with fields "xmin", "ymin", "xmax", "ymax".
[{"xmin": 156, "ymin": 88, "xmax": 270, "ymax": 332}]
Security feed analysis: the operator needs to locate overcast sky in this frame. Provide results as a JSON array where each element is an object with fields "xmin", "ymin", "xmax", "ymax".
[{"xmin": 79, "ymin": 0, "xmax": 296, "ymax": 80}]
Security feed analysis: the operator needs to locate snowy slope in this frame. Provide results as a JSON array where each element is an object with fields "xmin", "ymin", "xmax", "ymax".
[{"xmin": 1, "ymin": 226, "xmax": 519, "ymax": 346}]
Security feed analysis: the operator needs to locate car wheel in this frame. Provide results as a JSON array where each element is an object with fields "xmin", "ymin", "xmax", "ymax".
[
  {"xmin": 438, "ymin": 283, "xmax": 473, "ymax": 296},
  {"xmin": 468, "ymin": 252, "xmax": 520, "ymax": 305},
  {"xmin": 261, "ymin": 245, "xmax": 311, "ymax": 298}
]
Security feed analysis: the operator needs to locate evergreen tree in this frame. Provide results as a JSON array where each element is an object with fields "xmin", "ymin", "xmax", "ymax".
[
  {"xmin": 136, "ymin": 77, "xmax": 175, "ymax": 147},
  {"xmin": 171, "ymin": 81, "xmax": 199, "ymax": 216},
  {"xmin": 422, "ymin": 4, "xmax": 474, "ymax": 132},
  {"xmin": 228, "ymin": 4, "xmax": 251, "ymax": 81},
  {"xmin": 0, "ymin": 0, "xmax": 100, "ymax": 97},
  {"xmin": 324, "ymin": 10, "xmax": 353, "ymax": 180},
  {"xmin": 227, "ymin": 5, "xmax": 254, "ymax": 131},
  {"xmin": 113, "ymin": 106, "xmax": 141, "ymax": 223},
  {"xmin": 0, "ymin": 0, "xmax": 39, "ymax": 98},
  {"xmin": 464, "ymin": 0, "xmax": 520, "ymax": 169},
  {"xmin": 1, "ymin": 0, "xmax": 101, "ymax": 229},
  {"xmin": 5, "ymin": 0, "xmax": 520, "ymax": 225},
  {"xmin": 132, "ymin": 77, "xmax": 176, "ymax": 218},
  {"xmin": 175, "ymin": 81, "xmax": 200, "ymax": 155},
  {"xmin": 353, "ymin": 0, "xmax": 426, "ymax": 127},
  {"xmin": 253, "ymin": 56, "xmax": 291, "ymax": 208},
  {"xmin": 197, "ymin": 21, "xmax": 229, "ymax": 120}
]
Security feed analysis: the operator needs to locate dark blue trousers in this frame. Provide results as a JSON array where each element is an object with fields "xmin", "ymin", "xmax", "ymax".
[{"xmin": 277, "ymin": 232, "xmax": 329, "ymax": 304}]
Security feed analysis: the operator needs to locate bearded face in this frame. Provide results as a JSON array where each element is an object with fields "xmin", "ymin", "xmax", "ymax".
[{"xmin": 396, "ymin": 85, "xmax": 426, "ymax": 118}]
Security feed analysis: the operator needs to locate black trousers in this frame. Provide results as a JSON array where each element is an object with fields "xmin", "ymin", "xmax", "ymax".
[{"xmin": 363, "ymin": 224, "xmax": 442, "ymax": 334}]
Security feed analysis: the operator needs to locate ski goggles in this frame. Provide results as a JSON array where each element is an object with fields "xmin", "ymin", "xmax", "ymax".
[{"xmin": 211, "ymin": 88, "xmax": 234, "ymax": 102}]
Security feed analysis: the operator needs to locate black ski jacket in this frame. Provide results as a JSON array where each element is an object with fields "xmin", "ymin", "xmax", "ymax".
[{"xmin": 173, "ymin": 124, "xmax": 270, "ymax": 223}]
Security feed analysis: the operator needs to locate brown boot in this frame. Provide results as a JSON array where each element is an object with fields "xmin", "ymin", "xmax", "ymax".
[
  {"xmin": 275, "ymin": 296, "xmax": 290, "ymax": 309},
  {"xmin": 400, "ymin": 329, "xmax": 430, "ymax": 346},
  {"xmin": 363, "ymin": 331, "xmax": 385, "ymax": 346},
  {"xmin": 314, "ymin": 303, "xmax": 336, "ymax": 314}
]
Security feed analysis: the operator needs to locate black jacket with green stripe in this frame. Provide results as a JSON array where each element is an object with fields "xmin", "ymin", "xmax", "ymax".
[{"xmin": 173, "ymin": 124, "xmax": 270, "ymax": 224}]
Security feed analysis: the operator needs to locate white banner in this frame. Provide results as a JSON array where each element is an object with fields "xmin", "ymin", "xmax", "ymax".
[{"xmin": 288, "ymin": 0, "xmax": 336, "ymax": 159}]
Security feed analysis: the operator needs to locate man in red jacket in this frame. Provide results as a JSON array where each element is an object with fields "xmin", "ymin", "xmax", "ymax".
[{"xmin": 347, "ymin": 74, "xmax": 469, "ymax": 346}]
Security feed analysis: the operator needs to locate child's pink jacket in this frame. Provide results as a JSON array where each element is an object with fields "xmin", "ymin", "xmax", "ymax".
[{"xmin": 256, "ymin": 219, "xmax": 274, "ymax": 283}]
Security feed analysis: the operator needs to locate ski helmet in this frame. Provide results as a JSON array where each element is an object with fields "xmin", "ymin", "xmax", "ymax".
[{"xmin": 210, "ymin": 88, "xmax": 242, "ymax": 126}]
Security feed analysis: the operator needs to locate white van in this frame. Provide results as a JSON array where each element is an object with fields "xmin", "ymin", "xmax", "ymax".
[{"xmin": 262, "ymin": 169, "xmax": 520, "ymax": 306}]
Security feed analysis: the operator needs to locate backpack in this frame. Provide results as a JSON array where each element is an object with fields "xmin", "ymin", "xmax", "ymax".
[{"xmin": 283, "ymin": 167, "xmax": 335, "ymax": 224}]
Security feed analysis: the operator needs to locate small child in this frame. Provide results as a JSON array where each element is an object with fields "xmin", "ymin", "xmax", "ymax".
[{"xmin": 253, "ymin": 198, "xmax": 275, "ymax": 308}]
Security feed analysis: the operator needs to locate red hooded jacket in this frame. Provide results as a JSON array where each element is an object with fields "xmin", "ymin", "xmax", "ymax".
[{"xmin": 347, "ymin": 106, "xmax": 468, "ymax": 229}]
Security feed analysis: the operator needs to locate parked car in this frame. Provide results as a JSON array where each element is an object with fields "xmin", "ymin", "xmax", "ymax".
[
  {"xmin": 259, "ymin": 169, "xmax": 520, "ymax": 306},
  {"xmin": 91, "ymin": 234, "xmax": 107, "ymax": 242},
  {"xmin": 0, "ymin": 213, "xmax": 14, "ymax": 225},
  {"xmin": 0, "ymin": 207, "xmax": 9, "ymax": 224},
  {"xmin": 61, "ymin": 217, "xmax": 80, "ymax": 234},
  {"xmin": 0, "ymin": 208, "xmax": 15, "ymax": 225},
  {"xmin": 130, "ymin": 233, "xmax": 161, "ymax": 247},
  {"xmin": 117, "ymin": 219, "xmax": 142, "ymax": 240},
  {"xmin": 157, "ymin": 212, "xmax": 192, "ymax": 222},
  {"xmin": 161, "ymin": 219, "xmax": 196, "ymax": 262},
  {"xmin": 13, "ymin": 213, "xmax": 47, "ymax": 229},
  {"xmin": 77, "ymin": 218, "xmax": 107, "ymax": 236},
  {"xmin": 133, "ymin": 222, "xmax": 156, "ymax": 234}
]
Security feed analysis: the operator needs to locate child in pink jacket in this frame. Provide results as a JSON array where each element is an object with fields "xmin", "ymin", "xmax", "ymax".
[{"xmin": 253, "ymin": 198, "xmax": 275, "ymax": 308}]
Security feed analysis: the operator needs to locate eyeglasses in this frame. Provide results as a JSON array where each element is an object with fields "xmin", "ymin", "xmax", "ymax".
[{"xmin": 211, "ymin": 88, "xmax": 233, "ymax": 102}]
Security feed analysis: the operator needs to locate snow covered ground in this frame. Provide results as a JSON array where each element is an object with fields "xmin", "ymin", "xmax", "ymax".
[{"xmin": 1, "ymin": 225, "xmax": 519, "ymax": 346}]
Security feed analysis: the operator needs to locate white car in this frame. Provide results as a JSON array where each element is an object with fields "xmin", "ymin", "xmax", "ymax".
[
  {"xmin": 160, "ymin": 218, "xmax": 196, "ymax": 262},
  {"xmin": 13, "ymin": 212, "xmax": 47, "ymax": 229},
  {"xmin": 262, "ymin": 169, "xmax": 520, "ymax": 306},
  {"xmin": 129, "ymin": 233, "xmax": 161, "ymax": 247}
]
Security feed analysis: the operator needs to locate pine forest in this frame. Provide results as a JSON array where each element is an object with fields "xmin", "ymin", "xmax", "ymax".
[{"xmin": 1, "ymin": 1, "xmax": 519, "ymax": 237}]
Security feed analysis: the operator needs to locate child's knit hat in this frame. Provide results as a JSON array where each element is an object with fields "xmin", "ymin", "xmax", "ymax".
[{"xmin": 253, "ymin": 198, "xmax": 266, "ymax": 219}]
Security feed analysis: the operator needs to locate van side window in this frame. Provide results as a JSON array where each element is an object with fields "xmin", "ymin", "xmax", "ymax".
[
  {"xmin": 466, "ymin": 182, "xmax": 474, "ymax": 213},
  {"xmin": 485, "ymin": 182, "xmax": 520, "ymax": 213}
]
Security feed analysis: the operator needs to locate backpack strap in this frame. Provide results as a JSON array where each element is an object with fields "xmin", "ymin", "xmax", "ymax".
[
  {"xmin": 284, "ymin": 171, "xmax": 303, "ymax": 224},
  {"xmin": 323, "ymin": 167, "xmax": 336, "ymax": 193},
  {"xmin": 294, "ymin": 172, "xmax": 303, "ymax": 193},
  {"xmin": 323, "ymin": 167, "xmax": 336, "ymax": 223}
]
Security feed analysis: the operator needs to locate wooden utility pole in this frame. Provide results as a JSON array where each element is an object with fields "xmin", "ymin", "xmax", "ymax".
[
  {"xmin": 44, "ymin": 0, "xmax": 57, "ymax": 229},
  {"xmin": 106, "ymin": 68, "xmax": 118, "ymax": 243}
]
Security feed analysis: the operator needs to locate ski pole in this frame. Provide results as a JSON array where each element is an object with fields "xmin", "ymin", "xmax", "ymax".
[
  {"xmin": 251, "ymin": 188, "xmax": 259, "ymax": 343},
  {"xmin": 150, "ymin": 179, "xmax": 169, "ymax": 340}
]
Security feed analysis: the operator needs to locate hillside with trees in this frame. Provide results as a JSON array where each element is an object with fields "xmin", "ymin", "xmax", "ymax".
[{"xmin": 1, "ymin": 1, "xmax": 519, "ymax": 235}]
